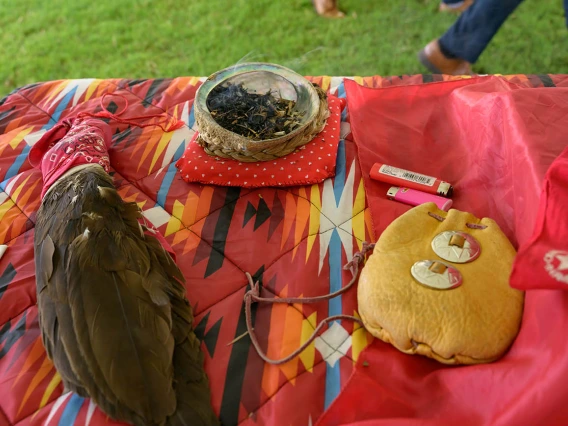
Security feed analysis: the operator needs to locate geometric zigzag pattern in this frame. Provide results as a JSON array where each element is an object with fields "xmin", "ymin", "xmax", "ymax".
[{"xmin": 1, "ymin": 72, "xmax": 567, "ymax": 426}]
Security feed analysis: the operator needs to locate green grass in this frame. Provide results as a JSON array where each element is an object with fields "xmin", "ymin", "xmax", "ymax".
[{"xmin": 1, "ymin": 0, "xmax": 567, "ymax": 96}]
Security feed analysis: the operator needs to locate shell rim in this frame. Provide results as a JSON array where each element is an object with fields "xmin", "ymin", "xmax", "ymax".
[{"xmin": 194, "ymin": 62, "xmax": 321, "ymax": 145}]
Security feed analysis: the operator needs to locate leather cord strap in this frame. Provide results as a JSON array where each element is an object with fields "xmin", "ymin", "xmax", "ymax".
[{"xmin": 244, "ymin": 242, "xmax": 375, "ymax": 365}]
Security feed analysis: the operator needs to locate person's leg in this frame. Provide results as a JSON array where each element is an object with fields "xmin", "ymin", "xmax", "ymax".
[
  {"xmin": 439, "ymin": 0, "xmax": 474, "ymax": 13},
  {"xmin": 439, "ymin": 0, "xmax": 525, "ymax": 63},
  {"xmin": 565, "ymin": 0, "xmax": 568, "ymax": 27}
]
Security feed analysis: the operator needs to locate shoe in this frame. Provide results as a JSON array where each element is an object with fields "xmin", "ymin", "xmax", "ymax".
[
  {"xmin": 418, "ymin": 39, "xmax": 473, "ymax": 76},
  {"xmin": 312, "ymin": 0, "xmax": 345, "ymax": 18},
  {"xmin": 439, "ymin": 0, "xmax": 474, "ymax": 13}
]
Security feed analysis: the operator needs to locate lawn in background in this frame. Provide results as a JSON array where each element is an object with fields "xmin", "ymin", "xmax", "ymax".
[{"xmin": 1, "ymin": 0, "xmax": 566, "ymax": 95}]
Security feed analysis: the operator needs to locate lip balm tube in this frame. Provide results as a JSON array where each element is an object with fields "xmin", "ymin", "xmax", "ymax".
[
  {"xmin": 370, "ymin": 163, "xmax": 454, "ymax": 198},
  {"xmin": 387, "ymin": 187, "xmax": 453, "ymax": 211}
]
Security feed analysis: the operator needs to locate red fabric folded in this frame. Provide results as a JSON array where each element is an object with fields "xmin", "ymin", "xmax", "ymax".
[
  {"xmin": 510, "ymin": 144, "xmax": 568, "ymax": 290},
  {"xmin": 344, "ymin": 77, "xmax": 568, "ymax": 248},
  {"xmin": 316, "ymin": 77, "xmax": 568, "ymax": 426},
  {"xmin": 175, "ymin": 96, "xmax": 345, "ymax": 187}
]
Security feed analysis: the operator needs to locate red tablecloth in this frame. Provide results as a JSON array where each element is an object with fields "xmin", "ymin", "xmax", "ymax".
[{"xmin": 0, "ymin": 73, "xmax": 567, "ymax": 426}]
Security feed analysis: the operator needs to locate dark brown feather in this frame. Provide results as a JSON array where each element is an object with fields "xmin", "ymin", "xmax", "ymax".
[
  {"xmin": 34, "ymin": 165, "xmax": 218, "ymax": 426},
  {"xmin": 167, "ymin": 308, "xmax": 220, "ymax": 426}
]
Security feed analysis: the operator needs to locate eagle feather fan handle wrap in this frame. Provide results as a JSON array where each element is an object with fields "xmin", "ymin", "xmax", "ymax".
[{"xmin": 29, "ymin": 117, "xmax": 219, "ymax": 426}]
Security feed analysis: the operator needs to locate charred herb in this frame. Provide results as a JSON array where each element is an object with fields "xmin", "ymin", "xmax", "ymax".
[{"xmin": 207, "ymin": 83, "xmax": 304, "ymax": 141}]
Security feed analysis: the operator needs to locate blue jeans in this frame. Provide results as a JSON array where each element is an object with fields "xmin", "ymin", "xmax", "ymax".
[{"xmin": 439, "ymin": 0, "xmax": 568, "ymax": 63}]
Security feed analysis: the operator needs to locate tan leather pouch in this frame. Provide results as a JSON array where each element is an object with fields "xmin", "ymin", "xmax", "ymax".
[{"xmin": 358, "ymin": 203, "xmax": 524, "ymax": 365}]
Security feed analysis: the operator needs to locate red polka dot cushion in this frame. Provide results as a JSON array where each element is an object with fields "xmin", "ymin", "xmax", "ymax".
[{"xmin": 175, "ymin": 96, "xmax": 344, "ymax": 188}]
